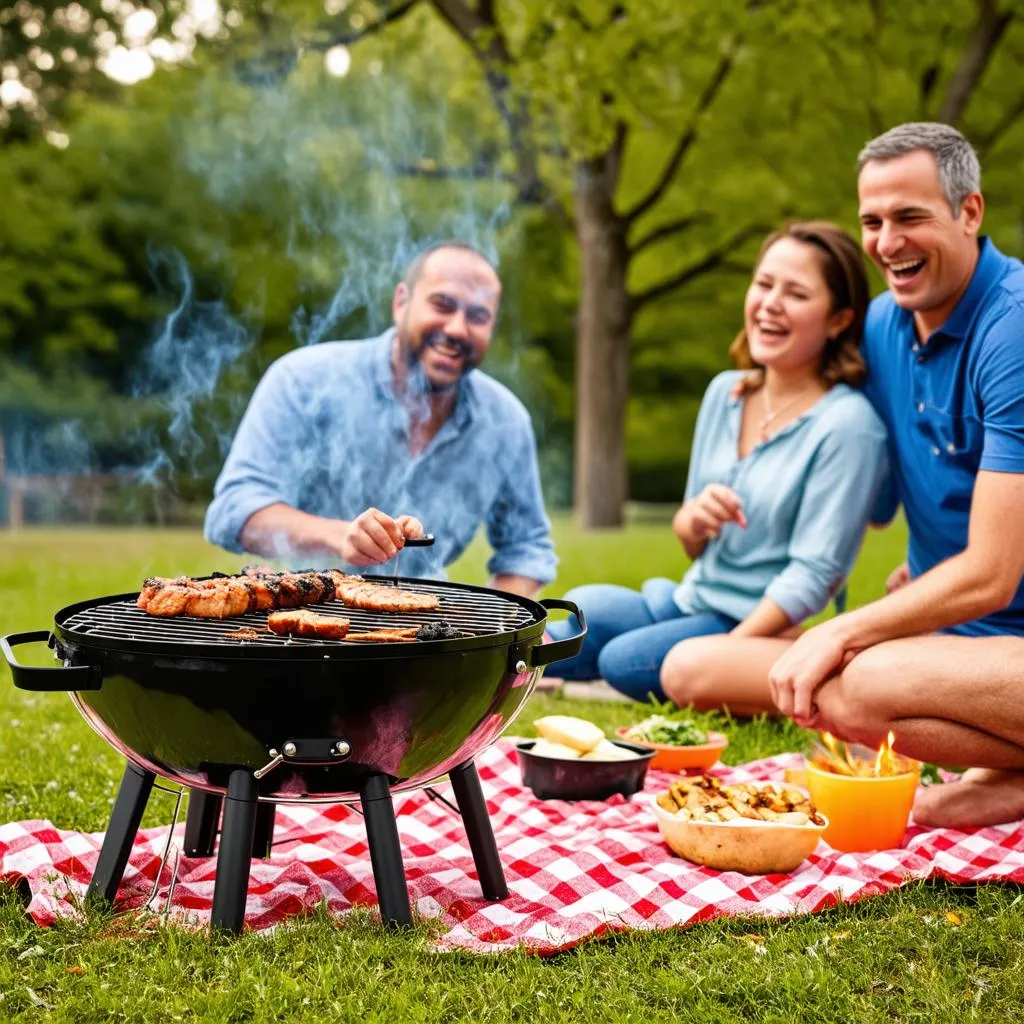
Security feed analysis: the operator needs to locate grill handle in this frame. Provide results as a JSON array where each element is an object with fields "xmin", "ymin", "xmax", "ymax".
[
  {"xmin": 1, "ymin": 630, "xmax": 103, "ymax": 692},
  {"xmin": 530, "ymin": 599, "xmax": 587, "ymax": 667}
]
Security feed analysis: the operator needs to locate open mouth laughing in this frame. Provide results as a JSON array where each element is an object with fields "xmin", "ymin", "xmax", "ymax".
[{"xmin": 885, "ymin": 257, "xmax": 926, "ymax": 284}]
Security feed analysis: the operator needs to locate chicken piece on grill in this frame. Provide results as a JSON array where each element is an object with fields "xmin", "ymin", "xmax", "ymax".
[
  {"xmin": 144, "ymin": 584, "xmax": 196, "ymax": 617},
  {"xmin": 185, "ymin": 579, "xmax": 253, "ymax": 619},
  {"xmin": 137, "ymin": 576, "xmax": 192, "ymax": 610},
  {"xmin": 267, "ymin": 608, "xmax": 351, "ymax": 640},
  {"xmin": 328, "ymin": 574, "xmax": 441, "ymax": 613},
  {"xmin": 344, "ymin": 627, "xmax": 420, "ymax": 643}
]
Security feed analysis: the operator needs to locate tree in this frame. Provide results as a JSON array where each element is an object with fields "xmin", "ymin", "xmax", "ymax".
[{"xmin": 0, "ymin": 0, "xmax": 184, "ymax": 141}]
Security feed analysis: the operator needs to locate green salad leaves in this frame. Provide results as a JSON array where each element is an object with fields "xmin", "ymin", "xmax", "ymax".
[{"xmin": 624, "ymin": 714, "xmax": 708, "ymax": 746}]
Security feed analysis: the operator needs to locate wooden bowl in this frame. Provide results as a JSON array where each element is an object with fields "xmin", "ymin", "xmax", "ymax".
[
  {"xmin": 652, "ymin": 800, "xmax": 827, "ymax": 875},
  {"xmin": 615, "ymin": 727, "xmax": 728, "ymax": 772}
]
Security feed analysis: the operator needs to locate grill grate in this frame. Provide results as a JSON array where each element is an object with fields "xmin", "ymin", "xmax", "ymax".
[{"xmin": 59, "ymin": 579, "xmax": 537, "ymax": 648}]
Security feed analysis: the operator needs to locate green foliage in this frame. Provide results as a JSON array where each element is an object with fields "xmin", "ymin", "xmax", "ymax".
[{"xmin": 5, "ymin": 1, "xmax": 1024, "ymax": 512}]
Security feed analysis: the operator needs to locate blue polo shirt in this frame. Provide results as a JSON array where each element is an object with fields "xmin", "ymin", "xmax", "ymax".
[{"xmin": 863, "ymin": 237, "xmax": 1024, "ymax": 636}]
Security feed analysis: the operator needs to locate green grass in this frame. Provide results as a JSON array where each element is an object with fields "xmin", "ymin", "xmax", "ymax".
[{"xmin": 1, "ymin": 515, "xmax": 1022, "ymax": 1022}]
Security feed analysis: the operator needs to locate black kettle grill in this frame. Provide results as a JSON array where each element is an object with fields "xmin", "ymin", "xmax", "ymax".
[{"xmin": 2, "ymin": 577, "xmax": 585, "ymax": 931}]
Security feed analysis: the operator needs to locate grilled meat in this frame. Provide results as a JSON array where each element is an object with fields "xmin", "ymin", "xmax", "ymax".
[
  {"xmin": 138, "ymin": 568, "xmax": 440, "ymax": 620},
  {"xmin": 329, "ymin": 575, "xmax": 441, "ymax": 613},
  {"xmin": 344, "ymin": 627, "xmax": 419, "ymax": 643},
  {"xmin": 415, "ymin": 620, "xmax": 462, "ymax": 640},
  {"xmin": 267, "ymin": 609, "xmax": 351, "ymax": 640}
]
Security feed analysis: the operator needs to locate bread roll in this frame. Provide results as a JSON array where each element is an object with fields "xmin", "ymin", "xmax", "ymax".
[
  {"xmin": 580, "ymin": 739, "xmax": 643, "ymax": 761},
  {"xmin": 529, "ymin": 738, "xmax": 583, "ymax": 760},
  {"xmin": 533, "ymin": 715, "xmax": 604, "ymax": 753}
]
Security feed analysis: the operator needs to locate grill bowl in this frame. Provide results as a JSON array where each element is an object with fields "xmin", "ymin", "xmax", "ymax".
[{"xmin": 3, "ymin": 580, "xmax": 585, "ymax": 802}]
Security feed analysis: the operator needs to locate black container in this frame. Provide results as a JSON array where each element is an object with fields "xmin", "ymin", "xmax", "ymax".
[{"xmin": 516, "ymin": 740, "xmax": 654, "ymax": 800}]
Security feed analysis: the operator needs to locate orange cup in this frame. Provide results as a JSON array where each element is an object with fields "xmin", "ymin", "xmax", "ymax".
[{"xmin": 805, "ymin": 759, "xmax": 920, "ymax": 852}]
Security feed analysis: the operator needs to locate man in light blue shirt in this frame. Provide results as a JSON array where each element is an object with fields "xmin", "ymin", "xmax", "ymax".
[
  {"xmin": 770, "ymin": 124, "xmax": 1024, "ymax": 829},
  {"xmin": 204, "ymin": 241, "xmax": 556, "ymax": 597}
]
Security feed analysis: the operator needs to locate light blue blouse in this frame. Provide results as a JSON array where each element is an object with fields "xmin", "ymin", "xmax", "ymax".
[{"xmin": 674, "ymin": 371, "xmax": 890, "ymax": 624}]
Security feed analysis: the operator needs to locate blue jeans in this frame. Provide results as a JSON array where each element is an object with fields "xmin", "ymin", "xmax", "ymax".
[{"xmin": 545, "ymin": 578, "xmax": 738, "ymax": 703}]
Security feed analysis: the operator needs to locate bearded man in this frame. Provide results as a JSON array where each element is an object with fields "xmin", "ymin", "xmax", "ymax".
[{"xmin": 204, "ymin": 241, "xmax": 556, "ymax": 597}]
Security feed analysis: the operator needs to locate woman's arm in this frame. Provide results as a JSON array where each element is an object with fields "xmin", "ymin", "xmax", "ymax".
[
  {"xmin": 730, "ymin": 595, "xmax": 793, "ymax": 637},
  {"xmin": 673, "ymin": 500, "xmax": 709, "ymax": 560}
]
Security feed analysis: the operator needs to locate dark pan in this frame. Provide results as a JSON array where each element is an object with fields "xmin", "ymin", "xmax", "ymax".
[{"xmin": 516, "ymin": 739, "xmax": 654, "ymax": 801}]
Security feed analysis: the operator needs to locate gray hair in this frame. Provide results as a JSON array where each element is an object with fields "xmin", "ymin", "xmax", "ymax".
[{"xmin": 856, "ymin": 122, "xmax": 981, "ymax": 216}]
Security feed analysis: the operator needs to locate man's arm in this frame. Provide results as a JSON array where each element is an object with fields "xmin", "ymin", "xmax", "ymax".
[
  {"xmin": 483, "ymin": 413, "xmax": 557, "ymax": 595},
  {"xmin": 771, "ymin": 470, "xmax": 1024, "ymax": 722}
]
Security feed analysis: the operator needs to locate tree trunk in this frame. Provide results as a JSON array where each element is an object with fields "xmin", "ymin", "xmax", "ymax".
[{"xmin": 572, "ymin": 155, "xmax": 632, "ymax": 529}]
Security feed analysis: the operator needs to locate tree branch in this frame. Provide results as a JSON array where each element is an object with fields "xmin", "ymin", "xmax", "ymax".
[
  {"xmin": 629, "ymin": 222, "xmax": 768, "ymax": 312},
  {"xmin": 305, "ymin": 0, "xmax": 424, "ymax": 50},
  {"xmin": 230, "ymin": 0, "xmax": 423, "ymax": 79},
  {"xmin": 938, "ymin": 0, "xmax": 1014, "ymax": 124},
  {"xmin": 392, "ymin": 161, "xmax": 516, "ymax": 183},
  {"xmin": 623, "ymin": 48, "xmax": 739, "ymax": 225},
  {"xmin": 628, "ymin": 213, "xmax": 711, "ymax": 258},
  {"xmin": 429, "ymin": 0, "xmax": 571, "ymax": 224},
  {"xmin": 976, "ymin": 90, "xmax": 1024, "ymax": 155}
]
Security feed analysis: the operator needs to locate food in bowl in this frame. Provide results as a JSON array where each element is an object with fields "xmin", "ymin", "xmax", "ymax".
[
  {"xmin": 653, "ymin": 775, "xmax": 828, "ymax": 874},
  {"xmin": 657, "ymin": 774, "xmax": 825, "ymax": 825},
  {"xmin": 530, "ymin": 717, "xmax": 648, "ymax": 762},
  {"xmin": 533, "ymin": 715, "xmax": 605, "ymax": 754},
  {"xmin": 624, "ymin": 714, "xmax": 709, "ymax": 746},
  {"xmin": 615, "ymin": 720, "xmax": 728, "ymax": 773}
]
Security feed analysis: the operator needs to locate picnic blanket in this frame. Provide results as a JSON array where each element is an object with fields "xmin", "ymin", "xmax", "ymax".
[{"xmin": 2, "ymin": 739, "xmax": 1023, "ymax": 954}]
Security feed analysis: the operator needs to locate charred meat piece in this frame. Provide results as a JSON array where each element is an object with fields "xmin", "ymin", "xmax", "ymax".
[
  {"xmin": 267, "ymin": 609, "xmax": 351, "ymax": 640},
  {"xmin": 415, "ymin": 621, "xmax": 463, "ymax": 641}
]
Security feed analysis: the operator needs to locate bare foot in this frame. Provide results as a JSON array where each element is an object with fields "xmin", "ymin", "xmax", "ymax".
[{"xmin": 913, "ymin": 768, "xmax": 1024, "ymax": 829}]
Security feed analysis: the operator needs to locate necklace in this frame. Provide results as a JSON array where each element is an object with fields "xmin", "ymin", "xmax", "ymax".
[{"xmin": 757, "ymin": 385, "xmax": 814, "ymax": 441}]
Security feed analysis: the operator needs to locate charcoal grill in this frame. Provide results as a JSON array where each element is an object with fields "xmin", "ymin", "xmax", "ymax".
[{"xmin": 2, "ymin": 577, "xmax": 585, "ymax": 931}]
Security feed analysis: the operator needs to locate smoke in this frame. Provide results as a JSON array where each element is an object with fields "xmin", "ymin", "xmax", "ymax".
[{"xmin": 3, "ymin": 49, "xmax": 569, "ymax": 548}]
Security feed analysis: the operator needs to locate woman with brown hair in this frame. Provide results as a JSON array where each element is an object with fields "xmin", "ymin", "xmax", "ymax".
[{"xmin": 545, "ymin": 221, "xmax": 890, "ymax": 707}]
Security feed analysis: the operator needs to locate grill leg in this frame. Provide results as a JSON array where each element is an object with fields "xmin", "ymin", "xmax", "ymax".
[
  {"xmin": 86, "ymin": 763, "xmax": 155, "ymax": 905},
  {"xmin": 183, "ymin": 791, "xmax": 222, "ymax": 857},
  {"xmin": 210, "ymin": 770, "xmax": 258, "ymax": 934},
  {"xmin": 359, "ymin": 774, "xmax": 412, "ymax": 927},
  {"xmin": 252, "ymin": 802, "xmax": 276, "ymax": 859},
  {"xmin": 449, "ymin": 760, "xmax": 508, "ymax": 901}
]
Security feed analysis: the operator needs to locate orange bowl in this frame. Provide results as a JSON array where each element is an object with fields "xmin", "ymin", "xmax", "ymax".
[{"xmin": 614, "ymin": 727, "xmax": 728, "ymax": 772}]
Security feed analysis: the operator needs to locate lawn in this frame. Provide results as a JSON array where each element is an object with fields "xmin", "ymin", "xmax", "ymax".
[{"xmin": 1, "ymin": 514, "xmax": 1022, "ymax": 1022}]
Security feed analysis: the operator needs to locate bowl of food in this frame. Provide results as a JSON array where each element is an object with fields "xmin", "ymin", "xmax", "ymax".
[
  {"xmin": 653, "ymin": 774, "xmax": 828, "ymax": 874},
  {"xmin": 616, "ymin": 713, "xmax": 727, "ymax": 772},
  {"xmin": 516, "ymin": 715, "xmax": 655, "ymax": 800}
]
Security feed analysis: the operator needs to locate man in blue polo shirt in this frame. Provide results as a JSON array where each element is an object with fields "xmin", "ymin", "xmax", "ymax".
[
  {"xmin": 770, "ymin": 123, "xmax": 1024, "ymax": 827},
  {"xmin": 204, "ymin": 241, "xmax": 556, "ymax": 597}
]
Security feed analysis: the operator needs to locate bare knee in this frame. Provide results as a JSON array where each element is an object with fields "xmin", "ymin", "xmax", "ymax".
[
  {"xmin": 815, "ymin": 645, "xmax": 899, "ymax": 745},
  {"xmin": 661, "ymin": 637, "xmax": 727, "ymax": 710}
]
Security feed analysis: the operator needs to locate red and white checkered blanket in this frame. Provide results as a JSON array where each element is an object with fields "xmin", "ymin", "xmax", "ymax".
[{"xmin": 3, "ymin": 739, "xmax": 1023, "ymax": 954}]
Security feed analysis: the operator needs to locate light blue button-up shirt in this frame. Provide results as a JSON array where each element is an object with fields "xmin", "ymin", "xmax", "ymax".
[
  {"xmin": 204, "ymin": 330, "xmax": 558, "ymax": 583},
  {"xmin": 674, "ymin": 371, "xmax": 890, "ymax": 624}
]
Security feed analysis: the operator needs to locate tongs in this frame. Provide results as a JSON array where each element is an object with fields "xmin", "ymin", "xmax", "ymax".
[{"xmin": 391, "ymin": 533, "xmax": 435, "ymax": 586}]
